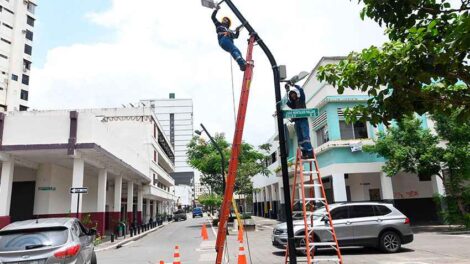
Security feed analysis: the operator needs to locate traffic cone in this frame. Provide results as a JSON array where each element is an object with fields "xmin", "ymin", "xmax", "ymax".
[
  {"xmin": 237, "ymin": 227, "xmax": 244, "ymax": 242},
  {"xmin": 237, "ymin": 241, "xmax": 247, "ymax": 264},
  {"xmin": 201, "ymin": 224, "xmax": 209, "ymax": 240},
  {"xmin": 173, "ymin": 245, "xmax": 181, "ymax": 264},
  {"xmin": 159, "ymin": 261, "xmax": 164, "ymax": 264}
]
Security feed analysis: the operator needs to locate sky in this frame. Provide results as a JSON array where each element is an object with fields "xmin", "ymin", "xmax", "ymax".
[{"xmin": 30, "ymin": 0, "xmax": 388, "ymax": 146}]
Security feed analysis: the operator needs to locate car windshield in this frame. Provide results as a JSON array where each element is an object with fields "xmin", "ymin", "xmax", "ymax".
[
  {"xmin": 193, "ymin": 208, "xmax": 202, "ymax": 212},
  {"xmin": 0, "ymin": 227, "xmax": 68, "ymax": 252}
]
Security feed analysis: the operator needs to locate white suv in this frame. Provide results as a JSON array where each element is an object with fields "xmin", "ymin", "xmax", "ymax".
[{"xmin": 272, "ymin": 202, "xmax": 413, "ymax": 253}]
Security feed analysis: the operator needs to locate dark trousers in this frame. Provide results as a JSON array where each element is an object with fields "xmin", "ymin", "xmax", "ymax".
[{"xmin": 294, "ymin": 118, "xmax": 313, "ymax": 155}]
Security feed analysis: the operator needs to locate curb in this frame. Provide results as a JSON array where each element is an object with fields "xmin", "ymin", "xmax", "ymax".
[{"xmin": 95, "ymin": 222, "xmax": 173, "ymax": 252}]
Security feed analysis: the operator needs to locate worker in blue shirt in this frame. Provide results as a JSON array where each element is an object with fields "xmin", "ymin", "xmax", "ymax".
[
  {"xmin": 286, "ymin": 83, "xmax": 314, "ymax": 159},
  {"xmin": 211, "ymin": 6, "xmax": 247, "ymax": 71}
]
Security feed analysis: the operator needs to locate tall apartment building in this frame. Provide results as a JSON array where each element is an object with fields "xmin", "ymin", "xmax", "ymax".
[
  {"xmin": 0, "ymin": 0, "xmax": 36, "ymax": 111},
  {"xmin": 141, "ymin": 94, "xmax": 195, "ymax": 187}
]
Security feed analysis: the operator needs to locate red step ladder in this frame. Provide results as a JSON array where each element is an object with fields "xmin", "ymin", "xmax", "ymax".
[{"xmin": 215, "ymin": 34, "xmax": 256, "ymax": 264}]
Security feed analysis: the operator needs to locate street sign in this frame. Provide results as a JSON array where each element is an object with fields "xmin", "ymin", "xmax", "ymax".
[
  {"xmin": 70, "ymin": 187, "xmax": 88, "ymax": 194},
  {"xmin": 38, "ymin": 187, "xmax": 56, "ymax": 191},
  {"xmin": 282, "ymin": 108, "xmax": 319, "ymax": 119}
]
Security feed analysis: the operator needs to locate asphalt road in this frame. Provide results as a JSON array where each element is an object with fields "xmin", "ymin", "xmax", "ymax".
[{"xmin": 96, "ymin": 215, "xmax": 217, "ymax": 264}]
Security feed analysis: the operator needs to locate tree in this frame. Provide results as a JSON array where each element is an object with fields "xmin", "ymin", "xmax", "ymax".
[
  {"xmin": 364, "ymin": 113, "xmax": 469, "ymax": 225},
  {"xmin": 187, "ymin": 134, "xmax": 269, "ymax": 196},
  {"xmin": 317, "ymin": 0, "xmax": 470, "ymax": 125}
]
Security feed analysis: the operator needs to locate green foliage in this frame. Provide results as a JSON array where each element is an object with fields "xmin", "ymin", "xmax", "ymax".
[
  {"xmin": 366, "ymin": 111, "xmax": 470, "ymax": 217},
  {"xmin": 187, "ymin": 134, "xmax": 269, "ymax": 195},
  {"xmin": 317, "ymin": 0, "xmax": 470, "ymax": 125},
  {"xmin": 435, "ymin": 195, "xmax": 470, "ymax": 229},
  {"xmin": 198, "ymin": 193, "xmax": 223, "ymax": 208},
  {"xmin": 363, "ymin": 116, "xmax": 442, "ymax": 178}
]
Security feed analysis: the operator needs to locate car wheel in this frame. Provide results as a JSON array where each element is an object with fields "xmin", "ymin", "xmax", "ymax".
[
  {"xmin": 295, "ymin": 235, "xmax": 317, "ymax": 256},
  {"xmin": 380, "ymin": 231, "xmax": 401, "ymax": 253},
  {"xmin": 91, "ymin": 250, "xmax": 97, "ymax": 264}
]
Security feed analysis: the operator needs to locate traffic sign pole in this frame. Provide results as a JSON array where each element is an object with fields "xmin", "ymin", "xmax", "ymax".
[{"xmin": 76, "ymin": 193, "xmax": 80, "ymax": 219}]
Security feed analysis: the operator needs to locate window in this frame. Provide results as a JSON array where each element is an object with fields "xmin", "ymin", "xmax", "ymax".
[
  {"xmin": 153, "ymin": 173, "xmax": 157, "ymax": 185},
  {"xmin": 331, "ymin": 206, "xmax": 349, "ymax": 220},
  {"xmin": 27, "ymin": 15, "xmax": 35, "ymax": 27},
  {"xmin": 271, "ymin": 152, "xmax": 277, "ymax": 164},
  {"xmin": 170, "ymin": 113, "xmax": 175, "ymax": 147},
  {"xmin": 2, "ymin": 23, "xmax": 13, "ymax": 30},
  {"xmin": 21, "ymin": 74, "xmax": 29, "ymax": 85},
  {"xmin": 418, "ymin": 174, "xmax": 432, "ymax": 181},
  {"xmin": 315, "ymin": 125, "xmax": 329, "ymax": 146},
  {"xmin": 24, "ymin": 44, "xmax": 32, "ymax": 55},
  {"xmin": 25, "ymin": 30, "xmax": 33, "ymax": 41},
  {"xmin": 339, "ymin": 121, "xmax": 368, "ymax": 140},
  {"xmin": 153, "ymin": 125, "xmax": 156, "ymax": 138},
  {"xmin": 27, "ymin": 2, "xmax": 36, "ymax": 14},
  {"xmin": 11, "ymin": 74, "xmax": 17, "ymax": 81},
  {"xmin": 153, "ymin": 150, "xmax": 157, "ymax": 162},
  {"xmin": 1, "ymin": 38, "xmax": 11, "ymax": 44},
  {"xmin": 349, "ymin": 205, "xmax": 375, "ymax": 218},
  {"xmin": 23, "ymin": 59, "xmax": 31, "ymax": 71},
  {"xmin": 20, "ymin": 90, "xmax": 28, "ymax": 101},
  {"xmin": 373, "ymin": 205, "xmax": 392, "ymax": 216},
  {"xmin": 19, "ymin": 105, "xmax": 28, "ymax": 111},
  {"xmin": 0, "ymin": 54, "xmax": 7, "ymax": 60}
]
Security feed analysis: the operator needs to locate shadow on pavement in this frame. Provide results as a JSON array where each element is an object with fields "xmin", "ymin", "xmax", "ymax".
[{"xmin": 272, "ymin": 247, "xmax": 414, "ymax": 257}]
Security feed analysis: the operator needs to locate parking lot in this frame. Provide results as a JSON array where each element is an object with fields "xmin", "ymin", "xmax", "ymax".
[{"xmin": 221, "ymin": 217, "xmax": 470, "ymax": 264}]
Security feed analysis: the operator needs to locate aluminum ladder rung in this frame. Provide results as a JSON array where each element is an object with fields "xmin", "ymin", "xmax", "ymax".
[
  {"xmin": 300, "ymin": 158, "xmax": 316, "ymax": 162},
  {"xmin": 313, "ymin": 242, "xmax": 337, "ymax": 247},
  {"xmin": 304, "ymin": 198, "xmax": 326, "ymax": 201},
  {"xmin": 292, "ymin": 211, "xmax": 316, "ymax": 214},
  {"xmin": 312, "ymin": 258, "xmax": 341, "ymax": 263},
  {"xmin": 301, "ymin": 184, "xmax": 322, "ymax": 188}
]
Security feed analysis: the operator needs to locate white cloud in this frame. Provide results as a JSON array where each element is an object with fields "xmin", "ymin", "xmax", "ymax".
[{"xmin": 30, "ymin": 0, "xmax": 387, "ymax": 145}]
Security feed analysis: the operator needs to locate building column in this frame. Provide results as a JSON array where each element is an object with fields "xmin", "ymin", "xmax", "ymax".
[
  {"xmin": 432, "ymin": 174, "xmax": 445, "ymax": 196},
  {"xmin": 137, "ymin": 187, "xmax": 143, "ymax": 225},
  {"xmin": 145, "ymin": 199, "xmax": 151, "ymax": 224},
  {"xmin": 0, "ymin": 160, "xmax": 14, "ymax": 228},
  {"xmin": 70, "ymin": 158, "xmax": 85, "ymax": 218},
  {"xmin": 332, "ymin": 173, "xmax": 347, "ymax": 202},
  {"xmin": 153, "ymin": 200, "xmax": 158, "ymax": 219},
  {"xmin": 112, "ymin": 175, "xmax": 122, "ymax": 232},
  {"xmin": 96, "ymin": 169, "xmax": 107, "ymax": 235},
  {"xmin": 127, "ymin": 181, "xmax": 134, "ymax": 225},
  {"xmin": 380, "ymin": 172, "xmax": 394, "ymax": 201}
]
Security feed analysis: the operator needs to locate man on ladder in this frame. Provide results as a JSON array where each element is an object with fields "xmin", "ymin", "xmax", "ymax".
[
  {"xmin": 211, "ymin": 5, "xmax": 247, "ymax": 71},
  {"xmin": 285, "ymin": 83, "xmax": 314, "ymax": 159}
]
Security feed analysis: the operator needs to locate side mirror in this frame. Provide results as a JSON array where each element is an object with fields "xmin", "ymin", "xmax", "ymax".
[{"xmin": 88, "ymin": 228, "xmax": 97, "ymax": 237}]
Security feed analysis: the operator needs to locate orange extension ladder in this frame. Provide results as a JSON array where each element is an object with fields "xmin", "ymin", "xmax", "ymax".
[
  {"xmin": 215, "ymin": 34, "xmax": 256, "ymax": 264},
  {"xmin": 285, "ymin": 148, "xmax": 343, "ymax": 264}
]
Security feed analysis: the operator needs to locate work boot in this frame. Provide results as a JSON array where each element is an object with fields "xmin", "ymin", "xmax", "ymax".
[{"xmin": 239, "ymin": 61, "xmax": 247, "ymax": 71}]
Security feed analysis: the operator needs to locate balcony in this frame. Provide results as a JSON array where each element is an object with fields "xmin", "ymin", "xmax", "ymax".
[
  {"xmin": 151, "ymin": 161, "xmax": 175, "ymax": 186},
  {"xmin": 143, "ymin": 185, "xmax": 175, "ymax": 201}
]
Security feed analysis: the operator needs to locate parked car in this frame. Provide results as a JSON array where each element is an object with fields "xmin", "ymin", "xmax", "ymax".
[
  {"xmin": 192, "ymin": 207, "xmax": 204, "ymax": 218},
  {"xmin": 272, "ymin": 202, "xmax": 413, "ymax": 253},
  {"xmin": 0, "ymin": 217, "xmax": 97, "ymax": 264},
  {"xmin": 173, "ymin": 210, "xmax": 187, "ymax": 221}
]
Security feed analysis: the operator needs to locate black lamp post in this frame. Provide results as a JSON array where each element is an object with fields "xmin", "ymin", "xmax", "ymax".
[{"xmin": 195, "ymin": 123, "xmax": 226, "ymax": 193}]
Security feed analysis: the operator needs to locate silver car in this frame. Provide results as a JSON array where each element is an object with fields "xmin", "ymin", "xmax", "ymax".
[
  {"xmin": 272, "ymin": 202, "xmax": 413, "ymax": 253},
  {"xmin": 0, "ymin": 218, "xmax": 97, "ymax": 264}
]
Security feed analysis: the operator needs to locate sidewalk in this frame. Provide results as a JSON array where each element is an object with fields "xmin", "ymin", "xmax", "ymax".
[{"xmin": 95, "ymin": 221, "xmax": 173, "ymax": 252}]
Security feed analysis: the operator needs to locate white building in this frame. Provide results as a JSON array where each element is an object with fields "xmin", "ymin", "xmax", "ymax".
[
  {"xmin": 0, "ymin": 0, "xmax": 37, "ymax": 111},
  {"xmin": 173, "ymin": 185, "xmax": 193, "ymax": 208},
  {"xmin": 0, "ymin": 107, "xmax": 177, "ymax": 235},
  {"xmin": 141, "ymin": 94, "xmax": 195, "ymax": 199},
  {"xmin": 252, "ymin": 57, "xmax": 446, "ymax": 223}
]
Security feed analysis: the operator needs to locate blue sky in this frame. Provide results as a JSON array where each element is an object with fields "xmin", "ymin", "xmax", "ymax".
[{"xmin": 33, "ymin": 0, "xmax": 112, "ymax": 67}]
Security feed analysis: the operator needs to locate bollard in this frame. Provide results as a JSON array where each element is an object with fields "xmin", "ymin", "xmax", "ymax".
[
  {"xmin": 111, "ymin": 233, "xmax": 115, "ymax": 243},
  {"xmin": 130, "ymin": 228, "xmax": 134, "ymax": 237}
]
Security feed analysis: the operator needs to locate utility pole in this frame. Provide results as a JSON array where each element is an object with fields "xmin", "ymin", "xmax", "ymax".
[{"xmin": 211, "ymin": 1, "xmax": 297, "ymax": 262}]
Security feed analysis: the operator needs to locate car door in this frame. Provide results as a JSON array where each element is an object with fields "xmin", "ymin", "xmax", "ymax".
[
  {"xmin": 329, "ymin": 206, "xmax": 354, "ymax": 244},
  {"xmin": 77, "ymin": 221, "xmax": 94, "ymax": 263},
  {"xmin": 349, "ymin": 205, "xmax": 381, "ymax": 244}
]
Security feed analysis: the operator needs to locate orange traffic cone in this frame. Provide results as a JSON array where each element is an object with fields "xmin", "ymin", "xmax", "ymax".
[
  {"xmin": 159, "ymin": 261, "xmax": 164, "ymax": 264},
  {"xmin": 237, "ymin": 241, "xmax": 247, "ymax": 264},
  {"xmin": 201, "ymin": 224, "xmax": 209, "ymax": 240},
  {"xmin": 237, "ymin": 227, "xmax": 244, "ymax": 242},
  {"xmin": 173, "ymin": 245, "xmax": 181, "ymax": 264}
]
